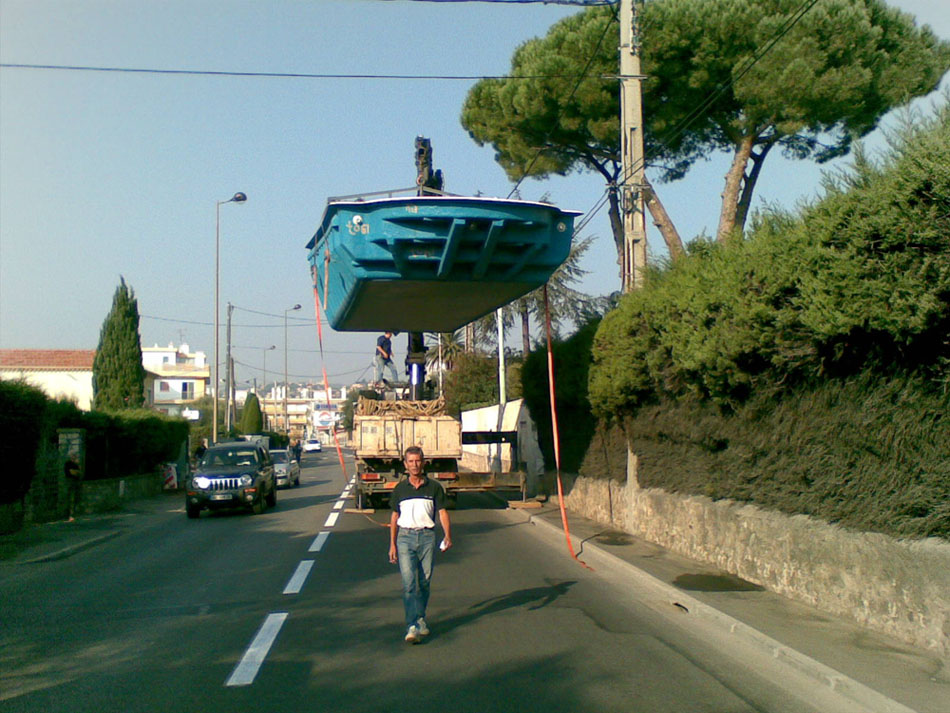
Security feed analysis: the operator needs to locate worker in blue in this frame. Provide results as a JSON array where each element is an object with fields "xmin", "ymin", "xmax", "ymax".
[
  {"xmin": 388, "ymin": 446, "xmax": 452, "ymax": 644},
  {"xmin": 374, "ymin": 330, "xmax": 399, "ymax": 386}
]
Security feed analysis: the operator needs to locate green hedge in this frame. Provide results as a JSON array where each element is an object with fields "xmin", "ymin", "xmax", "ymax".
[
  {"xmin": 620, "ymin": 371, "xmax": 950, "ymax": 539},
  {"xmin": 0, "ymin": 382, "xmax": 189, "ymax": 504},
  {"xmin": 521, "ymin": 320, "xmax": 600, "ymax": 473},
  {"xmin": 590, "ymin": 105, "xmax": 950, "ymax": 416},
  {"xmin": 514, "ymin": 103, "xmax": 950, "ymax": 539},
  {"xmin": 0, "ymin": 381, "xmax": 52, "ymax": 504}
]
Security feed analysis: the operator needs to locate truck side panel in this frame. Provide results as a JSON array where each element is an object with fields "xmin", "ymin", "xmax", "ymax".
[{"xmin": 354, "ymin": 415, "xmax": 462, "ymax": 460}]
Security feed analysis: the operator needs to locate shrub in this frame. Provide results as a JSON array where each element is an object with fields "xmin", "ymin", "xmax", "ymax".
[
  {"xmin": 522, "ymin": 319, "xmax": 600, "ymax": 473},
  {"xmin": 590, "ymin": 104, "xmax": 950, "ymax": 419},
  {"xmin": 0, "ymin": 381, "xmax": 49, "ymax": 504}
]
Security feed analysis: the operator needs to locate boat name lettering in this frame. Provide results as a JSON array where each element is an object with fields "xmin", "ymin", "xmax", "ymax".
[
  {"xmin": 405, "ymin": 205, "xmax": 418, "ymax": 214},
  {"xmin": 348, "ymin": 222, "xmax": 370, "ymax": 236}
]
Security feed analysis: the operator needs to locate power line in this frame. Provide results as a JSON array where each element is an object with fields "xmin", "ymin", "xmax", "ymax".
[
  {"xmin": 0, "ymin": 62, "xmax": 614, "ymax": 82},
  {"xmin": 231, "ymin": 356, "xmax": 370, "ymax": 380},
  {"xmin": 140, "ymin": 313, "xmax": 316, "ymax": 328},
  {"xmin": 393, "ymin": 1, "xmax": 614, "ymax": 4}
]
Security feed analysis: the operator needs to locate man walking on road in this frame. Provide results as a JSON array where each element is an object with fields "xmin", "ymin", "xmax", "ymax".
[{"xmin": 389, "ymin": 446, "xmax": 452, "ymax": 643}]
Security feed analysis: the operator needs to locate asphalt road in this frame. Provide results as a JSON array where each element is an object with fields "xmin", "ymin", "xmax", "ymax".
[{"xmin": 0, "ymin": 453, "xmax": 858, "ymax": 713}]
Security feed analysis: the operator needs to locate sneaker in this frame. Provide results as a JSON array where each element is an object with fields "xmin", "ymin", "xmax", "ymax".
[
  {"xmin": 416, "ymin": 618, "xmax": 430, "ymax": 636},
  {"xmin": 404, "ymin": 625, "xmax": 420, "ymax": 644}
]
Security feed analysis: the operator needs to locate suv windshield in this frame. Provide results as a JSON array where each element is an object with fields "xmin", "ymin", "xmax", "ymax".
[
  {"xmin": 272, "ymin": 451, "xmax": 288, "ymax": 463},
  {"xmin": 199, "ymin": 449, "xmax": 259, "ymax": 468}
]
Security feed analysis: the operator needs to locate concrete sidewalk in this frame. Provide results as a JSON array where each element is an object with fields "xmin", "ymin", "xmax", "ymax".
[
  {"xmin": 504, "ymin": 499, "xmax": 949, "ymax": 713},
  {"xmin": 0, "ymin": 492, "xmax": 183, "ymax": 565}
]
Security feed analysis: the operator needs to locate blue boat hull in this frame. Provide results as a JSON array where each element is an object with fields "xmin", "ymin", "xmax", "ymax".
[{"xmin": 306, "ymin": 196, "xmax": 578, "ymax": 333}]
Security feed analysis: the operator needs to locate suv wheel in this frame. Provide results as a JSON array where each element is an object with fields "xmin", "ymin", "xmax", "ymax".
[
  {"xmin": 251, "ymin": 493, "xmax": 265, "ymax": 515},
  {"xmin": 266, "ymin": 483, "xmax": 277, "ymax": 508},
  {"xmin": 186, "ymin": 503, "xmax": 201, "ymax": 519}
]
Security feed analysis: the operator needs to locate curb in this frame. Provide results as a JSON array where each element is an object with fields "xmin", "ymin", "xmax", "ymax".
[
  {"xmin": 15, "ymin": 530, "xmax": 122, "ymax": 565},
  {"xmin": 506, "ymin": 506, "xmax": 918, "ymax": 713}
]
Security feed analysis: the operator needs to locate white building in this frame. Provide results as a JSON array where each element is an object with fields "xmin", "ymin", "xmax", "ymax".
[
  {"xmin": 0, "ymin": 349, "xmax": 95, "ymax": 409},
  {"xmin": 142, "ymin": 343, "xmax": 210, "ymax": 418}
]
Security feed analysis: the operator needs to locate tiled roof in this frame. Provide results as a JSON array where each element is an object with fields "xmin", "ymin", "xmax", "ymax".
[{"xmin": 0, "ymin": 349, "xmax": 96, "ymax": 370}]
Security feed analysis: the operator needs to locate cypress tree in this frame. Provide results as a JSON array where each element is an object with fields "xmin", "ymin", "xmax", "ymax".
[
  {"xmin": 93, "ymin": 277, "xmax": 146, "ymax": 410},
  {"xmin": 241, "ymin": 392, "xmax": 263, "ymax": 433}
]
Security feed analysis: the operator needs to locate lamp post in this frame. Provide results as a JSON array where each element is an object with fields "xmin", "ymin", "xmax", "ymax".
[
  {"xmin": 284, "ymin": 304, "xmax": 301, "ymax": 434},
  {"xmin": 262, "ymin": 344, "xmax": 276, "ymax": 429},
  {"xmin": 213, "ymin": 192, "xmax": 246, "ymax": 444}
]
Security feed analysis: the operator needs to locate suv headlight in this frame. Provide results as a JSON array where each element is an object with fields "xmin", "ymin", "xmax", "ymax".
[
  {"xmin": 193, "ymin": 476, "xmax": 211, "ymax": 489},
  {"xmin": 240, "ymin": 474, "xmax": 253, "ymax": 486}
]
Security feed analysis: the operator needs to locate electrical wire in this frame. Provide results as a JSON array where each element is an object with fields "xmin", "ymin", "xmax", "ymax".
[{"xmin": 0, "ymin": 62, "xmax": 612, "ymax": 82}]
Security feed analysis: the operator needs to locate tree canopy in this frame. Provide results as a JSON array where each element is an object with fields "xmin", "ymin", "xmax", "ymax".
[
  {"xmin": 92, "ymin": 278, "xmax": 146, "ymax": 410},
  {"xmin": 461, "ymin": 0, "xmax": 949, "ymax": 276}
]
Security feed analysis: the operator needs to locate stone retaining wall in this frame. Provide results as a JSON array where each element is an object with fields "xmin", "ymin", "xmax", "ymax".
[
  {"xmin": 564, "ymin": 474, "xmax": 950, "ymax": 657},
  {"xmin": 76, "ymin": 472, "xmax": 164, "ymax": 515}
]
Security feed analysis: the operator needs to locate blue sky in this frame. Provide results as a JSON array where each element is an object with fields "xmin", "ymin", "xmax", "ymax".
[{"xmin": 1, "ymin": 0, "xmax": 947, "ymax": 389}]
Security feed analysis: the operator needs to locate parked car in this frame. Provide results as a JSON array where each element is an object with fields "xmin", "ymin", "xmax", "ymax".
[
  {"xmin": 272, "ymin": 449, "xmax": 301, "ymax": 488},
  {"xmin": 303, "ymin": 438, "xmax": 323, "ymax": 453},
  {"xmin": 185, "ymin": 443, "xmax": 276, "ymax": 518}
]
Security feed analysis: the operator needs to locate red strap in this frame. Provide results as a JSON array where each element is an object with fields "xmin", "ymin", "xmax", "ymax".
[{"xmin": 543, "ymin": 284, "xmax": 590, "ymax": 570}]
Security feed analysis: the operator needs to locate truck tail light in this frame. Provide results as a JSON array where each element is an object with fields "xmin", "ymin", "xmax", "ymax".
[
  {"xmin": 433, "ymin": 472, "xmax": 457, "ymax": 481},
  {"xmin": 361, "ymin": 473, "xmax": 383, "ymax": 482}
]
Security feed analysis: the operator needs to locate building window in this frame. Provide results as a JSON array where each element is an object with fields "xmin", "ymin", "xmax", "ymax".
[
  {"xmin": 160, "ymin": 382, "xmax": 170, "ymax": 392},
  {"xmin": 182, "ymin": 382, "xmax": 194, "ymax": 400}
]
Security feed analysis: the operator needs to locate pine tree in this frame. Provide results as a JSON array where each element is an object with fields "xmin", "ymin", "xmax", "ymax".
[{"xmin": 93, "ymin": 277, "xmax": 146, "ymax": 410}]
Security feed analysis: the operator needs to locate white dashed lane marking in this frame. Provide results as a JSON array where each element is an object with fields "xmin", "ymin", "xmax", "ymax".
[
  {"xmin": 283, "ymin": 560, "xmax": 315, "ymax": 595},
  {"xmin": 309, "ymin": 531, "xmax": 330, "ymax": 553},
  {"xmin": 225, "ymin": 613, "xmax": 288, "ymax": 686},
  {"xmin": 225, "ymin": 477, "xmax": 354, "ymax": 686}
]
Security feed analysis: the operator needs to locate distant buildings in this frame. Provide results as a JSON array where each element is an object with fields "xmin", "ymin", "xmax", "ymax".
[{"xmin": 2, "ymin": 344, "xmax": 350, "ymax": 438}]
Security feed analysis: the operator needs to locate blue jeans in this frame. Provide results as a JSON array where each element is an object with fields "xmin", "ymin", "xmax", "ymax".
[
  {"xmin": 374, "ymin": 354, "xmax": 399, "ymax": 383},
  {"xmin": 396, "ymin": 527, "xmax": 436, "ymax": 629}
]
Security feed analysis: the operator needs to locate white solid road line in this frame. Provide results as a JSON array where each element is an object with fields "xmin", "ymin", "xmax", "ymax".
[
  {"xmin": 283, "ymin": 560, "xmax": 315, "ymax": 595},
  {"xmin": 225, "ymin": 612, "xmax": 288, "ymax": 687},
  {"xmin": 309, "ymin": 531, "xmax": 330, "ymax": 553}
]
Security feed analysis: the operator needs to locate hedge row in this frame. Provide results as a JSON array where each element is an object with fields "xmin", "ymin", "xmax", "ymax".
[
  {"xmin": 589, "ymin": 105, "xmax": 950, "ymax": 416},
  {"xmin": 614, "ymin": 371, "xmax": 950, "ymax": 539},
  {"xmin": 0, "ymin": 380, "xmax": 189, "ymax": 505},
  {"xmin": 517, "ymin": 104, "xmax": 949, "ymax": 539}
]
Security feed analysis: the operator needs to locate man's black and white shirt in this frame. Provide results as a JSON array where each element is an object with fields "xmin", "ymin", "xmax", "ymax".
[{"xmin": 391, "ymin": 476, "xmax": 446, "ymax": 529}]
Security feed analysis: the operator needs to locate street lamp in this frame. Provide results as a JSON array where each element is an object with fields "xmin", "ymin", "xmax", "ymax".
[
  {"xmin": 213, "ymin": 191, "xmax": 247, "ymax": 444},
  {"xmin": 262, "ymin": 344, "xmax": 276, "ymax": 429},
  {"xmin": 284, "ymin": 304, "xmax": 301, "ymax": 434}
]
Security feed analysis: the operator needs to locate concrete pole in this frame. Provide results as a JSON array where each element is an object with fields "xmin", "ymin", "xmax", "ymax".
[{"xmin": 620, "ymin": 0, "xmax": 647, "ymax": 292}]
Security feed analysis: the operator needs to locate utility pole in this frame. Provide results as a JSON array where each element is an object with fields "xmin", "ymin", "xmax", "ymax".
[{"xmin": 620, "ymin": 0, "xmax": 647, "ymax": 292}]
